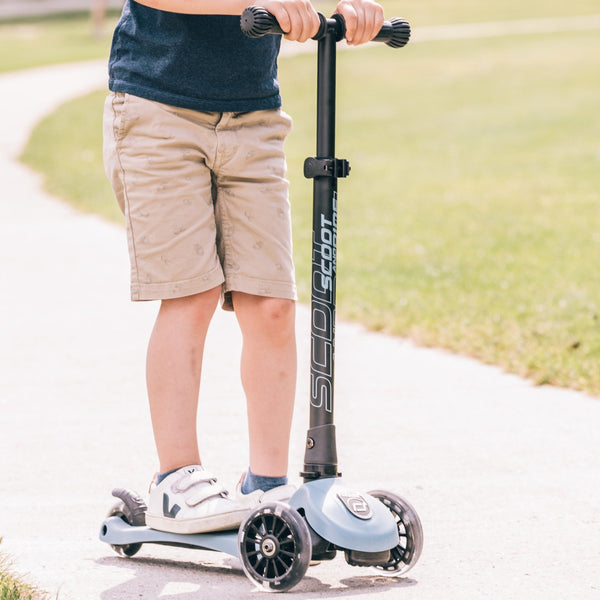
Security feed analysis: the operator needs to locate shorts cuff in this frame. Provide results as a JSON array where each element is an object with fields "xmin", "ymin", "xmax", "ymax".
[
  {"xmin": 131, "ymin": 270, "xmax": 225, "ymax": 301},
  {"xmin": 222, "ymin": 275, "xmax": 297, "ymax": 311}
]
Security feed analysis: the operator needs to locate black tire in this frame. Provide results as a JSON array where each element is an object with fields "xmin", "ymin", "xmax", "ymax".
[
  {"xmin": 238, "ymin": 502, "xmax": 312, "ymax": 592},
  {"xmin": 107, "ymin": 500, "xmax": 143, "ymax": 557},
  {"xmin": 368, "ymin": 490, "xmax": 423, "ymax": 576}
]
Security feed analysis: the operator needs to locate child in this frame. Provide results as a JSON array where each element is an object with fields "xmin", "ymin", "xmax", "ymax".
[{"xmin": 103, "ymin": 0, "xmax": 384, "ymax": 534}]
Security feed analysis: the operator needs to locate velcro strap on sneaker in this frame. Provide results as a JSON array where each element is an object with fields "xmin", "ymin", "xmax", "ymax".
[
  {"xmin": 173, "ymin": 470, "xmax": 218, "ymax": 493},
  {"xmin": 185, "ymin": 485, "xmax": 229, "ymax": 507}
]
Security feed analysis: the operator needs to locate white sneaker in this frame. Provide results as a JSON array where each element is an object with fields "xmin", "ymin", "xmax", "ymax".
[
  {"xmin": 146, "ymin": 465, "xmax": 249, "ymax": 534},
  {"xmin": 234, "ymin": 474, "xmax": 296, "ymax": 508}
]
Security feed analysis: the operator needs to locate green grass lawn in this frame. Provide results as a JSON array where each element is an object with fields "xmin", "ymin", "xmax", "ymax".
[
  {"xmin": 385, "ymin": 0, "xmax": 600, "ymax": 25},
  {"xmin": 0, "ymin": 12, "xmax": 119, "ymax": 73},
  {"xmin": 21, "ymin": 26, "xmax": 600, "ymax": 394},
  {"xmin": 330, "ymin": 0, "xmax": 600, "ymax": 25},
  {"xmin": 284, "ymin": 30, "xmax": 600, "ymax": 393}
]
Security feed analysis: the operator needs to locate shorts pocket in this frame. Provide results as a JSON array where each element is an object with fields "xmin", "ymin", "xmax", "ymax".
[{"xmin": 108, "ymin": 92, "xmax": 129, "ymax": 142}]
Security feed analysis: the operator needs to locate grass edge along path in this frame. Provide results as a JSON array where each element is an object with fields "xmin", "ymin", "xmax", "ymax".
[{"xmin": 0, "ymin": 540, "xmax": 49, "ymax": 600}]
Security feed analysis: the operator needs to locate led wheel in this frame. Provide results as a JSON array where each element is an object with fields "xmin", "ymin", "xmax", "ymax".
[
  {"xmin": 238, "ymin": 502, "xmax": 312, "ymax": 592},
  {"xmin": 368, "ymin": 490, "xmax": 423, "ymax": 576}
]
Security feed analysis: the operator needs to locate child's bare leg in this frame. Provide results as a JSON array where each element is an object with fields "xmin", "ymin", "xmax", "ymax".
[
  {"xmin": 146, "ymin": 287, "xmax": 221, "ymax": 473},
  {"xmin": 232, "ymin": 292, "xmax": 297, "ymax": 478}
]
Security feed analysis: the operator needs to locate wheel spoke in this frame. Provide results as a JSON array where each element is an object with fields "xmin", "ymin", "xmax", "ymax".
[
  {"xmin": 273, "ymin": 519, "xmax": 289, "ymax": 538},
  {"xmin": 276, "ymin": 555, "xmax": 291, "ymax": 573},
  {"xmin": 254, "ymin": 556, "xmax": 266, "ymax": 575},
  {"xmin": 247, "ymin": 522, "xmax": 263, "ymax": 540},
  {"xmin": 390, "ymin": 546, "xmax": 405, "ymax": 564},
  {"xmin": 259, "ymin": 515, "xmax": 270, "ymax": 535},
  {"xmin": 266, "ymin": 558, "xmax": 277, "ymax": 578}
]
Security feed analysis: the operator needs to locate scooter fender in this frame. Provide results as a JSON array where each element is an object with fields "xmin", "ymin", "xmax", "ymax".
[{"xmin": 288, "ymin": 479, "xmax": 399, "ymax": 552}]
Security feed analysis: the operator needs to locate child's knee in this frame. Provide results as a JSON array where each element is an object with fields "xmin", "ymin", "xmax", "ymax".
[
  {"xmin": 258, "ymin": 297, "xmax": 295, "ymax": 328},
  {"xmin": 243, "ymin": 296, "xmax": 296, "ymax": 342}
]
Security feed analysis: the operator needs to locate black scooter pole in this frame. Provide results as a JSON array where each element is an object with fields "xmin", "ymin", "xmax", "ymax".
[
  {"xmin": 241, "ymin": 8, "xmax": 410, "ymax": 482},
  {"xmin": 301, "ymin": 16, "xmax": 346, "ymax": 480}
]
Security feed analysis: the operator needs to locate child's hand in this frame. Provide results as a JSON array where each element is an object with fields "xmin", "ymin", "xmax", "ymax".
[
  {"xmin": 334, "ymin": 0, "xmax": 384, "ymax": 45},
  {"xmin": 254, "ymin": 0, "xmax": 321, "ymax": 42}
]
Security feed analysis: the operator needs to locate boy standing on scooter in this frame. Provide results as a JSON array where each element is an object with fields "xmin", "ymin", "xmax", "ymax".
[{"xmin": 103, "ymin": 0, "xmax": 384, "ymax": 534}]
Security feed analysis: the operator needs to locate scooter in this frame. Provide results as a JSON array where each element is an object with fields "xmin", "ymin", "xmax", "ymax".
[{"xmin": 99, "ymin": 7, "xmax": 422, "ymax": 592}]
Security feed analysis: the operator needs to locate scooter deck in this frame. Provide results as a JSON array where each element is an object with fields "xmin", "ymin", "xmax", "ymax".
[
  {"xmin": 101, "ymin": 479, "xmax": 399, "ymax": 557},
  {"xmin": 100, "ymin": 516, "xmax": 239, "ymax": 557}
]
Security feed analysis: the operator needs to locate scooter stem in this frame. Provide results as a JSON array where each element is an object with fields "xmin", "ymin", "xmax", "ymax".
[
  {"xmin": 301, "ymin": 18, "xmax": 350, "ymax": 481},
  {"xmin": 240, "ymin": 7, "xmax": 409, "ymax": 481}
]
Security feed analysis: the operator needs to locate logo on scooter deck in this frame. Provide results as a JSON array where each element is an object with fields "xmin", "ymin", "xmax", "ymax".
[{"xmin": 337, "ymin": 490, "xmax": 373, "ymax": 520}]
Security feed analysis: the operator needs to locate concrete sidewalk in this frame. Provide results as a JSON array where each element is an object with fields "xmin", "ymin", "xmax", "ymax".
[{"xmin": 0, "ymin": 61, "xmax": 599, "ymax": 600}]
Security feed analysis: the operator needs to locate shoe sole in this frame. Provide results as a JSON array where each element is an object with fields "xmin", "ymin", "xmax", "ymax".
[{"xmin": 146, "ymin": 508, "xmax": 249, "ymax": 534}]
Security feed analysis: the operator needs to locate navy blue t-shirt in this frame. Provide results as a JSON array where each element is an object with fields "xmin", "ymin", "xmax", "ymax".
[{"xmin": 108, "ymin": 1, "xmax": 282, "ymax": 112}]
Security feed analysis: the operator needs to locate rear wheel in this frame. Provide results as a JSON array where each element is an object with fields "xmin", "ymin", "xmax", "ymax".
[
  {"xmin": 107, "ymin": 500, "xmax": 143, "ymax": 557},
  {"xmin": 238, "ymin": 502, "xmax": 312, "ymax": 592},
  {"xmin": 368, "ymin": 490, "xmax": 423, "ymax": 576}
]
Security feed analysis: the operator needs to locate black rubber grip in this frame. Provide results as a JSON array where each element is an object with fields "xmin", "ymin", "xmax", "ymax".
[
  {"xmin": 372, "ymin": 16, "xmax": 411, "ymax": 48},
  {"xmin": 241, "ymin": 6, "xmax": 283, "ymax": 37}
]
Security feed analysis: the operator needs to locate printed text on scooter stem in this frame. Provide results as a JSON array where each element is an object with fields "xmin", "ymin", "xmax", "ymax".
[{"xmin": 311, "ymin": 192, "xmax": 338, "ymax": 412}]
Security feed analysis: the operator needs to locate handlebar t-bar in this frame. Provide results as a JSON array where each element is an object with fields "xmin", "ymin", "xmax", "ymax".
[{"xmin": 241, "ymin": 6, "xmax": 410, "ymax": 48}]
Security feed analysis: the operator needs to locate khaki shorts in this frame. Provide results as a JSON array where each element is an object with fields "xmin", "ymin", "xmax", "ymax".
[{"xmin": 103, "ymin": 92, "xmax": 296, "ymax": 309}]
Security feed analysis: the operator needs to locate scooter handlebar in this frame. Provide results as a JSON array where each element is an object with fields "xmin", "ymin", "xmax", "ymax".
[{"xmin": 241, "ymin": 6, "xmax": 410, "ymax": 48}]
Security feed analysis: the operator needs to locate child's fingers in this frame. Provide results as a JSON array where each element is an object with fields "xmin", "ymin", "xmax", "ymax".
[
  {"xmin": 336, "ymin": 2, "xmax": 358, "ymax": 44},
  {"xmin": 335, "ymin": 0, "xmax": 384, "ymax": 45},
  {"xmin": 257, "ymin": 0, "xmax": 292, "ymax": 35},
  {"xmin": 256, "ymin": 0, "xmax": 319, "ymax": 42},
  {"xmin": 361, "ymin": 3, "xmax": 384, "ymax": 44},
  {"xmin": 284, "ymin": 1, "xmax": 320, "ymax": 42}
]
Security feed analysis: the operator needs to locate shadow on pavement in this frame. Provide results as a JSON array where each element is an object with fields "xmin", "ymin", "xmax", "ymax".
[{"xmin": 96, "ymin": 553, "xmax": 418, "ymax": 598}]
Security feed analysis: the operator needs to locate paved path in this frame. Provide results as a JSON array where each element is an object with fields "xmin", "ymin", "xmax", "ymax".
[{"xmin": 1, "ymin": 34, "xmax": 599, "ymax": 600}]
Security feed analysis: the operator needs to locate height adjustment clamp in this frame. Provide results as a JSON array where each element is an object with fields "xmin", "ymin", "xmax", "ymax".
[{"xmin": 304, "ymin": 157, "xmax": 351, "ymax": 179}]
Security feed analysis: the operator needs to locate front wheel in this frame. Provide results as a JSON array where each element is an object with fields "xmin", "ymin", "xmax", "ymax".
[
  {"xmin": 368, "ymin": 490, "xmax": 423, "ymax": 576},
  {"xmin": 238, "ymin": 502, "xmax": 312, "ymax": 592}
]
